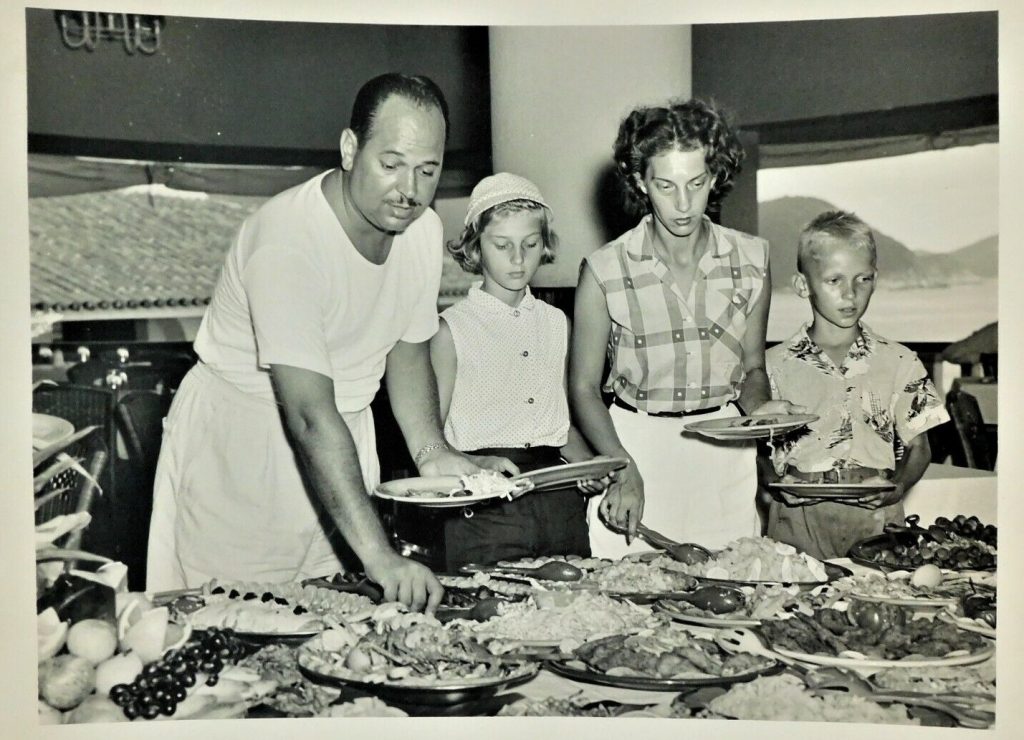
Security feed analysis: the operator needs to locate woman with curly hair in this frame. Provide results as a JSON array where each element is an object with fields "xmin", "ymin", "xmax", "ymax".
[{"xmin": 570, "ymin": 98, "xmax": 803, "ymax": 557}]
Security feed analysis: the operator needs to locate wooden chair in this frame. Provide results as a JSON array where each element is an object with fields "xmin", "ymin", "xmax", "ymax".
[
  {"xmin": 946, "ymin": 389, "xmax": 995, "ymax": 470},
  {"xmin": 35, "ymin": 427, "xmax": 109, "ymax": 557}
]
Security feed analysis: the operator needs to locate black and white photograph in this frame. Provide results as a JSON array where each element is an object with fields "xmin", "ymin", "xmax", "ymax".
[{"xmin": 2, "ymin": 1, "xmax": 1020, "ymax": 738}]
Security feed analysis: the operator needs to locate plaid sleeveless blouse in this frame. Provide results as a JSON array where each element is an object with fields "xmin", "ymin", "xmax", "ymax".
[{"xmin": 585, "ymin": 215, "xmax": 769, "ymax": 414}]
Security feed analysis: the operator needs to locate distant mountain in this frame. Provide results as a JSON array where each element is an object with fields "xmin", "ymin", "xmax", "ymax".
[
  {"xmin": 757, "ymin": 196, "xmax": 997, "ymax": 290},
  {"xmin": 915, "ymin": 235, "xmax": 998, "ymax": 280}
]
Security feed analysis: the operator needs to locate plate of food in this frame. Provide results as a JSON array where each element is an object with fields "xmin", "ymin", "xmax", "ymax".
[
  {"xmin": 467, "ymin": 590, "xmax": 660, "ymax": 649},
  {"xmin": 511, "ymin": 456, "xmax": 629, "ymax": 492},
  {"xmin": 168, "ymin": 579, "xmax": 378, "ymax": 644},
  {"xmin": 684, "ymin": 414, "xmax": 818, "ymax": 440},
  {"xmin": 296, "ymin": 621, "xmax": 538, "ymax": 706},
  {"xmin": 769, "ymin": 481, "xmax": 895, "ymax": 499},
  {"xmin": 848, "ymin": 516, "xmax": 996, "ymax": 572},
  {"xmin": 654, "ymin": 582, "xmax": 805, "ymax": 628},
  {"xmin": 545, "ymin": 630, "xmax": 783, "ymax": 690},
  {"xmin": 758, "ymin": 603, "xmax": 995, "ymax": 670},
  {"xmin": 669, "ymin": 536, "xmax": 849, "ymax": 589},
  {"xmin": 373, "ymin": 472, "xmax": 530, "ymax": 508},
  {"xmin": 838, "ymin": 569, "xmax": 967, "ymax": 609}
]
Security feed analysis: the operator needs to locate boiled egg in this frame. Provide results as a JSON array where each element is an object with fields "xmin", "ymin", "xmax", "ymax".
[{"xmin": 910, "ymin": 563, "xmax": 943, "ymax": 588}]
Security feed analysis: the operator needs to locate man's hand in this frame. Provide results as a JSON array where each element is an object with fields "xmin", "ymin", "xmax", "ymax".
[
  {"xmin": 748, "ymin": 399, "xmax": 808, "ymax": 416},
  {"xmin": 362, "ymin": 551, "xmax": 444, "ymax": 614},
  {"xmin": 853, "ymin": 477, "xmax": 905, "ymax": 509},
  {"xmin": 598, "ymin": 464, "xmax": 645, "ymax": 542},
  {"xmin": 419, "ymin": 448, "xmax": 520, "ymax": 477}
]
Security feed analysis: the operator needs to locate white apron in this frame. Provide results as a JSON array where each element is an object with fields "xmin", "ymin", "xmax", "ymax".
[
  {"xmin": 145, "ymin": 362, "xmax": 379, "ymax": 591},
  {"xmin": 587, "ymin": 402, "xmax": 759, "ymax": 558}
]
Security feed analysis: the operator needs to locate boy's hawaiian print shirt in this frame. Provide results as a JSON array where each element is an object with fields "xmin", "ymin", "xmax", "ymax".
[{"xmin": 766, "ymin": 323, "xmax": 949, "ymax": 475}]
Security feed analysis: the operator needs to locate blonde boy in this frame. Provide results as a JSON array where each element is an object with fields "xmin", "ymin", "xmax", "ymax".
[{"xmin": 764, "ymin": 211, "xmax": 949, "ymax": 559}]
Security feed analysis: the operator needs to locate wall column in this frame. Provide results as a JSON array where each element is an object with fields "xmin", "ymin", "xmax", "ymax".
[{"xmin": 488, "ymin": 26, "xmax": 691, "ymax": 287}]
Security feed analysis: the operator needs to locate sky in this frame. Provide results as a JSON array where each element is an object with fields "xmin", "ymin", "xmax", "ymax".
[{"xmin": 758, "ymin": 142, "xmax": 999, "ymax": 254}]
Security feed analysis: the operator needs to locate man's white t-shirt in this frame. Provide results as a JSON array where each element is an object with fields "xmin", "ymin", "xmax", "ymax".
[{"xmin": 194, "ymin": 170, "xmax": 443, "ymax": 411}]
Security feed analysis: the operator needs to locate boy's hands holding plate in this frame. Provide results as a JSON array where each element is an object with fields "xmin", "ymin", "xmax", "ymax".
[{"xmin": 851, "ymin": 476, "xmax": 904, "ymax": 509}]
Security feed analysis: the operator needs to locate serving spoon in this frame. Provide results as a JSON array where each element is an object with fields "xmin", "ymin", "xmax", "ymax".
[
  {"xmin": 670, "ymin": 585, "xmax": 746, "ymax": 615},
  {"xmin": 461, "ymin": 560, "xmax": 586, "ymax": 582},
  {"xmin": 634, "ymin": 524, "xmax": 713, "ymax": 565}
]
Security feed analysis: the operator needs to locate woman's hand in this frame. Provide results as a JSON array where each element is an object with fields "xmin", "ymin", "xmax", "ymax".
[{"xmin": 598, "ymin": 463, "xmax": 645, "ymax": 542}]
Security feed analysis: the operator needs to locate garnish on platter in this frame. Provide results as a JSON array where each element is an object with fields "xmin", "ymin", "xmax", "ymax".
[
  {"xmin": 546, "ymin": 628, "xmax": 781, "ymax": 690},
  {"xmin": 848, "ymin": 515, "xmax": 996, "ymax": 572},
  {"xmin": 171, "ymin": 580, "xmax": 377, "ymax": 637},
  {"xmin": 296, "ymin": 606, "xmax": 537, "ymax": 700},
  {"xmin": 667, "ymin": 536, "xmax": 838, "ymax": 586},
  {"xmin": 758, "ymin": 602, "xmax": 993, "ymax": 667}
]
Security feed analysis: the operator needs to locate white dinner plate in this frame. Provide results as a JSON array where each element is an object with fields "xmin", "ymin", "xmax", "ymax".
[
  {"xmin": 512, "ymin": 457, "xmax": 629, "ymax": 492},
  {"xmin": 32, "ymin": 413, "xmax": 75, "ymax": 449},
  {"xmin": 373, "ymin": 476, "xmax": 516, "ymax": 508},
  {"xmin": 684, "ymin": 414, "xmax": 818, "ymax": 440},
  {"xmin": 768, "ymin": 481, "xmax": 895, "ymax": 499},
  {"xmin": 771, "ymin": 643, "xmax": 994, "ymax": 670}
]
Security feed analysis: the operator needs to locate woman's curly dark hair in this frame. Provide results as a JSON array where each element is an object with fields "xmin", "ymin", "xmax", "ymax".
[
  {"xmin": 447, "ymin": 200, "xmax": 557, "ymax": 275},
  {"xmin": 612, "ymin": 98, "xmax": 745, "ymax": 218}
]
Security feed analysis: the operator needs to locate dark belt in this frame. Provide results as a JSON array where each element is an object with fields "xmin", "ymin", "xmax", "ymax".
[{"xmin": 611, "ymin": 395, "xmax": 724, "ymax": 418}]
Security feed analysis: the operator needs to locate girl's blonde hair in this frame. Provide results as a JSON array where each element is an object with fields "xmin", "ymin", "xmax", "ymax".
[{"xmin": 447, "ymin": 199, "xmax": 558, "ymax": 274}]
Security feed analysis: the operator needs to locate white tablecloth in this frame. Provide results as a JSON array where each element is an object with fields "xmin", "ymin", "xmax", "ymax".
[{"xmin": 903, "ymin": 463, "xmax": 997, "ymax": 525}]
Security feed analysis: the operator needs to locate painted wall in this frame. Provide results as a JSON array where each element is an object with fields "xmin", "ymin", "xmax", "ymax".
[
  {"xmin": 489, "ymin": 26, "xmax": 692, "ymax": 287},
  {"xmin": 26, "ymin": 9, "xmax": 491, "ymax": 163},
  {"xmin": 692, "ymin": 12, "xmax": 997, "ymax": 126}
]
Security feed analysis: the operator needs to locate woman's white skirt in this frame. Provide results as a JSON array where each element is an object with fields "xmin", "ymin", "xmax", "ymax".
[{"xmin": 587, "ymin": 402, "xmax": 759, "ymax": 558}]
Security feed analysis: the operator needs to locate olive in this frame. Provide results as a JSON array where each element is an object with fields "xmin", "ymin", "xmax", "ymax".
[
  {"xmin": 963, "ymin": 520, "xmax": 980, "ymax": 536},
  {"xmin": 123, "ymin": 703, "xmax": 140, "ymax": 720},
  {"xmin": 911, "ymin": 553, "xmax": 924, "ymax": 566},
  {"xmin": 141, "ymin": 703, "xmax": 161, "ymax": 720},
  {"xmin": 893, "ymin": 544, "xmax": 908, "ymax": 557},
  {"xmin": 954, "ymin": 514, "xmax": 968, "ymax": 528},
  {"xmin": 934, "ymin": 516, "xmax": 952, "ymax": 528},
  {"xmin": 927, "ymin": 526, "xmax": 948, "ymax": 544},
  {"xmin": 206, "ymin": 674, "xmax": 219, "ymax": 687},
  {"xmin": 934, "ymin": 547, "xmax": 950, "ymax": 561}
]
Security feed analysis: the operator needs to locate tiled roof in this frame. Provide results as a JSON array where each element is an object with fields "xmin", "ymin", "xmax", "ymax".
[
  {"xmin": 29, "ymin": 186, "xmax": 474, "ymax": 317},
  {"xmin": 29, "ymin": 187, "xmax": 260, "ymax": 313}
]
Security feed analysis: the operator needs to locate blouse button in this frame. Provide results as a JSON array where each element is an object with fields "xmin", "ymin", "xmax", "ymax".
[
  {"xmin": 524, "ymin": 442, "xmax": 531, "ymax": 448},
  {"xmin": 701, "ymin": 389, "xmax": 708, "ymax": 396},
  {"xmin": 527, "ymin": 397, "xmax": 535, "ymax": 404},
  {"xmin": 513, "ymin": 310, "xmax": 521, "ymax": 317},
  {"xmin": 522, "ymin": 350, "xmax": 529, "ymax": 357}
]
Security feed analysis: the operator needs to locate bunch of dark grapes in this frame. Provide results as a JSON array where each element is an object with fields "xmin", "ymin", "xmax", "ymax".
[{"xmin": 108, "ymin": 628, "xmax": 243, "ymax": 720}]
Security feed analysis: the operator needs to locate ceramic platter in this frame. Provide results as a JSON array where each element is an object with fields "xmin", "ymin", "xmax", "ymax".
[{"xmin": 684, "ymin": 414, "xmax": 818, "ymax": 440}]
